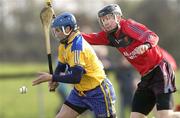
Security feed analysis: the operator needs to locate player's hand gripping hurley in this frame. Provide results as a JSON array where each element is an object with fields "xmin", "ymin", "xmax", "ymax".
[{"xmin": 40, "ymin": 0, "xmax": 58, "ymax": 92}]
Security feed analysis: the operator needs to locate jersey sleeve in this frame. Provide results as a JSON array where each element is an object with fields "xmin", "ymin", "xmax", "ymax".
[
  {"xmin": 54, "ymin": 61, "xmax": 67, "ymax": 74},
  {"xmin": 82, "ymin": 31, "xmax": 110, "ymax": 45},
  {"xmin": 123, "ymin": 19, "xmax": 159, "ymax": 47},
  {"xmin": 57, "ymin": 44, "xmax": 65, "ymax": 63}
]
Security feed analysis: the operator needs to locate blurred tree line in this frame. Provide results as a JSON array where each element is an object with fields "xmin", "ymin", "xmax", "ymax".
[{"xmin": 0, "ymin": 0, "xmax": 180, "ymax": 66}]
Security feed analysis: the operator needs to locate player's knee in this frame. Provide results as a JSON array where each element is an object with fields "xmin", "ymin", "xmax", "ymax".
[
  {"xmin": 172, "ymin": 112, "xmax": 180, "ymax": 118},
  {"xmin": 157, "ymin": 110, "xmax": 173, "ymax": 118},
  {"xmin": 55, "ymin": 110, "xmax": 69, "ymax": 118},
  {"xmin": 55, "ymin": 113, "xmax": 61, "ymax": 118}
]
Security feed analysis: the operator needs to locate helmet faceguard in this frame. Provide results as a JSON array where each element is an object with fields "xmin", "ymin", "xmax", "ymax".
[
  {"xmin": 51, "ymin": 26, "xmax": 72, "ymax": 43},
  {"xmin": 98, "ymin": 4, "xmax": 122, "ymax": 33},
  {"xmin": 98, "ymin": 13, "xmax": 120, "ymax": 33},
  {"xmin": 51, "ymin": 12, "xmax": 78, "ymax": 43}
]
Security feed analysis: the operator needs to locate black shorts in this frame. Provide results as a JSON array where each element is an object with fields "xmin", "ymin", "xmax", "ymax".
[{"xmin": 132, "ymin": 59, "xmax": 176, "ymax": 115}]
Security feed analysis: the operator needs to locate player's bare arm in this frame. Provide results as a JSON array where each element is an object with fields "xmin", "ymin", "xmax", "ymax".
[{"xmin": 32, "ymin": 72, "xmax": 52, "ymax": 86}]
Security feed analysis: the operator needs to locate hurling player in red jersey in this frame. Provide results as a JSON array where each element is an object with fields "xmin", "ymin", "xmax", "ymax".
[{"xmin": 82, "ymin": 4, "xmax": 180, "ymax": 118}]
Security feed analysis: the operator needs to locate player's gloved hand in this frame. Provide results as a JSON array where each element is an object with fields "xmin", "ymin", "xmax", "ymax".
[
  {"xmin": 48, "ymin": 81, "xmax": 59, "ymax": 91},
  {"xmin": 134, "ymin": 43, "xmax": 150, "ymax": 55},
  {"xmin": 32, "ymin": 72, "xmax": 52, "ymax": 86}
]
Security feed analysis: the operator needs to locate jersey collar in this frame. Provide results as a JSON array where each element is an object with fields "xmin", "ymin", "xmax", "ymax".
[{"xmin": 67, "ymin": 31, "xmax": 80, "ymax": 44}]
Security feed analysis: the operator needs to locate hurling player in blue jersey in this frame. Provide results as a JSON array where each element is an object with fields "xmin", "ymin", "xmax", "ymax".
[{"xmin": 32, "ymin": 12, "xmax": 116, "ymax": 118}]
